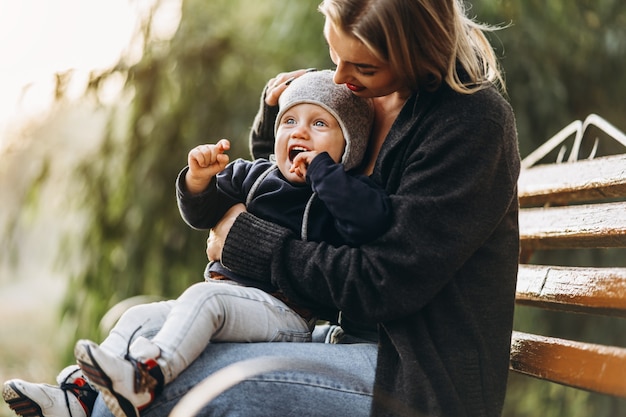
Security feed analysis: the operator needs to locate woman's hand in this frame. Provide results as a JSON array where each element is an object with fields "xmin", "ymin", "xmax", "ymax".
[
  {"xmin": 206, "ymin": 203, "xmax": 247, "ymax": 261},
  {"xmin": 265, "ymin": 68, "xmax": 317, "ymax": 106}
]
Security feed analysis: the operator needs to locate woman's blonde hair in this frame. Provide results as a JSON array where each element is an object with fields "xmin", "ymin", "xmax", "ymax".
[{"xmin": 319, "ymin": 0, "xmax": 505, "ymax": 94}]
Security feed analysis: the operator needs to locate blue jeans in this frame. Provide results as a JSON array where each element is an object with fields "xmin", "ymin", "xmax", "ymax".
[{"xmin": 91, "ymin": 326, "xmax": 377, "ymax": 417}]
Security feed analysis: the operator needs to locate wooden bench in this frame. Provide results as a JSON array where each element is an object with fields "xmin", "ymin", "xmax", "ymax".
[{"xmin": 510, "ymin": 114, "xmax": 626, "ymax": 399}]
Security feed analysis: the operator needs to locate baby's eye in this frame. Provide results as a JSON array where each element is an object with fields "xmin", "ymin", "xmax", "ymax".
[
  {"xmin": 285, "ymin": 117, "xmax": 297, "ymax": 125},
  {"xmin": 314, "ymin": 120, "xmax": 327, "ymax": 127}
]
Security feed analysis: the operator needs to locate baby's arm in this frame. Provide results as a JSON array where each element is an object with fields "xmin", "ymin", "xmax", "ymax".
[
  {"xmin": 185, "ymin": 139, "xmax": 231, "ymax": 195},
  {"xmin": 306, "ymin": 153, "xmax": 392, "ymax": 245}
]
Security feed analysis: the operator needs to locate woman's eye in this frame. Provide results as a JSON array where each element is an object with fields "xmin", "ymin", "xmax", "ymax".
[{"xmin": 356, "ymin": 67, "xmax": 376, "ymax": 76}]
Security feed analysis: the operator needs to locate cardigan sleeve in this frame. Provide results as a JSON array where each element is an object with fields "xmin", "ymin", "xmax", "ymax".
[{"xmin": 249, "ymin": 82, "xmax": 279, "ymax": 160}]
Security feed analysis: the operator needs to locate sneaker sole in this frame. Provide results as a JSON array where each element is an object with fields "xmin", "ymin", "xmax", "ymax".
[
  {"xmin": 2, "ymin": 383, "xmax": 44, "ymax": 417},
  {"xmin": 74, "ymin": 343, "xmax": 138, "ymax": 417}
]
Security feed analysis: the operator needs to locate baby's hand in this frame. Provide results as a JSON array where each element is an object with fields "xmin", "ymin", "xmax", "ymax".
[
  {"xmin": 185, "ymin": 139, "xmax": 231, "ymax": 194},
  {"xmin": 289, "ymin": 150, "xmax": 320, "ymax": 179}
]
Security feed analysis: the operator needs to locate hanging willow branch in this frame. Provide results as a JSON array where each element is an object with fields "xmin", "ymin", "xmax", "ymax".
[{"xmin": 52, "ymin": 0, "xmax": 328, "ymax": 358}]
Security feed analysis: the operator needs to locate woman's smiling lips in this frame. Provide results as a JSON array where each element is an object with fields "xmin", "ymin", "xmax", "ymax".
[{"xmin": 346, "ymin": 83, "xmax": 365, "ymax": 92}]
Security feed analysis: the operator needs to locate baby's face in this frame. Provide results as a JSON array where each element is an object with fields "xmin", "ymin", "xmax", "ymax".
[{"xmin": 275, "ymin": 103, "xmax": 345, "ymax": 183}]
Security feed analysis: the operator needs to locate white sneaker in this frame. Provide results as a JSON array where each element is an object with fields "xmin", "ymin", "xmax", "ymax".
[
  {"xmin": 2, "ymin": 365, "xmax": 97, "ymax": 417},
  {"xmin": 74, "ymin": 340, "xmax": 163, "ymax": 417}
]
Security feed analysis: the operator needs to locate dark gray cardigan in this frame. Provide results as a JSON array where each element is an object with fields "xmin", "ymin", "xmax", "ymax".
[{"xmin": 198, "ymin": 82, "xmax": 520, "ymax": 417}]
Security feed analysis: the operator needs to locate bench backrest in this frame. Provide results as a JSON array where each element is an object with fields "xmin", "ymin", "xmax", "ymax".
[{"xmin": 510, "ymin": 115, "xmax": 626, "ymax": 398}]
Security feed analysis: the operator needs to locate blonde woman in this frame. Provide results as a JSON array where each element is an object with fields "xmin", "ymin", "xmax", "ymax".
[
  {"xmin": 157, "ymin": 0, "xmax": 520, "ymax": 416},
  {"xmin": 146, "ymin": 0, "xmax": 518, "ymax": 416},
  {"xmin": 97, "ymin": 0, "xmax": 518, "ymax": 416}
]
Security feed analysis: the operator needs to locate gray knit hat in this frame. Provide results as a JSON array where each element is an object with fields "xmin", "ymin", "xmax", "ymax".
[{"xmin": 275, "ymin": 70, "xmax": 373, "ymax": 171}]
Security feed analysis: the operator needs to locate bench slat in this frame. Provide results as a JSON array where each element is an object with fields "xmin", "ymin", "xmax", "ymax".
[
  {"xmin": 517, "ymin": 264, "xmax": 626, "ymax": 316},
  {"xmin": 513, "ymin": 142, "xmax": 626, "ymax": 398},
  {"xmin": 510, "ymin": 331, "xmax": 626, "ymax": 397},
  {"xmin": 519, "ymin": 154, "xmax": 626, "ymax": 207},
  {"xmin": 519, "ymin": 201, "xmax": 626, "ymax": 250}
]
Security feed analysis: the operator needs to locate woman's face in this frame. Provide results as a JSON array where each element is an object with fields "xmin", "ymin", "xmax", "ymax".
[
  {"xmin": 324, "ymin": 19, "xmax": 407, "ymax": 98},
  {"xmin": 274, "ymin": 103, "xmax": 346, "ymax": 184}
]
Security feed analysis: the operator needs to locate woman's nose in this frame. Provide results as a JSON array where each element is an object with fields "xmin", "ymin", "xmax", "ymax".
[{"xmin": 333, "ymin": 61, "xmax": 350, "ymax": 84}]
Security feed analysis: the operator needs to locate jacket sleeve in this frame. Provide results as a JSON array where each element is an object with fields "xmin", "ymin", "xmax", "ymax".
[
  {"xmin": 306, "ymin": 152, "xmax": 392, "ymax": 246},
  {"xmin": 220, "ymin": 88, "xmax": 520, "ymax": 322},
  {"xmin": 176, "ymin": 159, "xmax": 257, "ymax": 230},
  {"xmin": 176, "ymin": 167, "xmax": 223, "ymax": 230},
  {"xmin": 249, "ymin": 83, "xmax": 279, "ymax": 160}
]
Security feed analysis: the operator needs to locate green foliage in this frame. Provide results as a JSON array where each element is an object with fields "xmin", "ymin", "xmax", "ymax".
[
  {"xmin": 504, "ymin": 372, "xmax": 626, "ymax": 417},
  {"xmin": 472, "ymin": 0, "xmax": 626, "ymax": 157},
  {"xmin": 59, "ymin": 0, "xmax": 329, "ymax": 353}
]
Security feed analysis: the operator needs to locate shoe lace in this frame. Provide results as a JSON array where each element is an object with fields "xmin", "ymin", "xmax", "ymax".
[
  {"xmin": 59, "ymin": 368, "xmax": 94, "ymax": 417},
  {"xmin": 124, "ymin": 326, "xmax": 160, "ymax": 394}
]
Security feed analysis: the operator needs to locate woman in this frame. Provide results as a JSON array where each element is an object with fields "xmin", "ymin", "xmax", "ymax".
[{"xmin": 98, "ymin": 0, "xmax": 520, "ymax": 416}]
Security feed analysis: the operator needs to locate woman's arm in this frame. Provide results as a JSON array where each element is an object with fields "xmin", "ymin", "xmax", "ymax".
[
  {"xmin": 214, "ymin": 88, "xmax": 520, "ymax": 323},
  {"xmin": 249, "ymin": 84, "xmax": 278, "ymax": 160},
  {"xmin": 206, "ymin": 203, "xmax": 247, "ymax": 262}
]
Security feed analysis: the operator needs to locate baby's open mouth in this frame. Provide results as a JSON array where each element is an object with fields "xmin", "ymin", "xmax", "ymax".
[{"xmin": 289, "ymin": 146, "xmax": 309, "ymax": 162}]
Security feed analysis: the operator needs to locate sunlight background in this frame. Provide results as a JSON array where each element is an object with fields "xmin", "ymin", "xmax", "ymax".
[
  {"xmin": 0, "ymin": 2, "xmax": 180, "ymax": 414},
  {"xmin": 0, "ymin": 0, "xmax": 181, "ymax": 149},
  {"xmin": 0, "ymin": 0, "xmax": 133, "ymax": 147}
]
